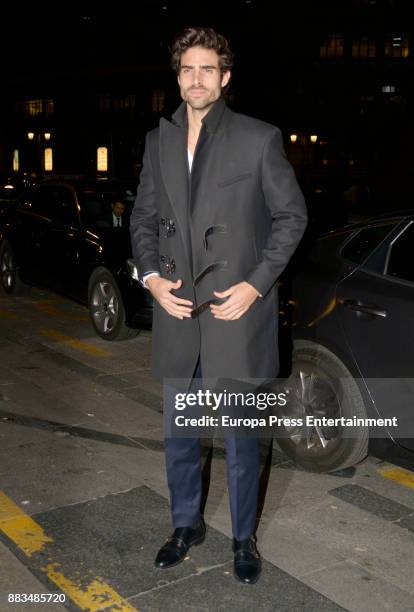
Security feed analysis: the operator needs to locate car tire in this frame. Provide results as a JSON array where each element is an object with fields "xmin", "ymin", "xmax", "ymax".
[
  {"xmin": 0, "ymin": 239, "xmax": 31, "ymax": 296},
  {"xmin": 88, "ymin": 267, "xmax": 138, "ymax": 341},
  {"xmin": 275, "ymin": 339, "xmax": 369, "ymax": 473}
]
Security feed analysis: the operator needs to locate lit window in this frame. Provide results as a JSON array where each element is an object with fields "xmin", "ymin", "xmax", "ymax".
[
  {"xmin": 26, "ymin": 99, "xmax": 42, "ymax": 116},
  {"xmin": 382, "ymin": 85, "xmax": 396, "ymax": 93},
  {"xmin": 44, "ymin": 99, "xmax": 54, "ymax": 114},
  {"xmin": 352, "ymin": 37, "xmax": 376, "ymax": 58},
  {"xmin": 385, "ymin": 34, "xmax": 409, "ymax": 58},
  {"xmin": 13, "ymin": 150, "xmax": 19, "ymax": 172},
  {"xmin": 99, "ymin": 94, "xmax": 136, "ymax": 112},
  {"xmin": 152, "ymin": 90, "xmax": 165, "ymax": 113},
  {"xmin": 97, "ymin": 147, "xmax": 108, "ymax": 172},
  {"xmin": 320, "ymin": 35, "xmax": 344, "ymax": 59},
  {"xmin": 44, "ymin": 148, "xmax": 53, "ymax": 172},
  {"xmin": 24, "ymin": 99, "xmax": 54, "ymax": 116}
]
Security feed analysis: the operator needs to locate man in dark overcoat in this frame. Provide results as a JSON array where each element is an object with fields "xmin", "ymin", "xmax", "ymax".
[{"xmin": 130, "ymin": 26, "xmax": 307, "ymax": 584}]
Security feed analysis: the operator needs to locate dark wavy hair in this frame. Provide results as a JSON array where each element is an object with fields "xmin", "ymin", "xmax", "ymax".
[{"xmin": 170, "ymin": 26, "xmax": 234, "ymax": 75}]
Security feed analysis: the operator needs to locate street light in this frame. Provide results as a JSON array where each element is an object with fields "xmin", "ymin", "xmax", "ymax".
[
  {"xmin": 25, "ymin": 131, "xmax": 54, "ymax": 174},
  {"xmin": 288, "ymin": 132, "xmax": 307, "ymax": 180},
  {"xmin": 288, "ymin": 132, "xmax": 322, "ymax": 181}
]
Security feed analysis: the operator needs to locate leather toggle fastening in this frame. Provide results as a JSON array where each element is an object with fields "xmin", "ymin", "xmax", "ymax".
[
  {"xmin": 191, "ymin": 298, "xmax": 228, "ymax": 319},
  {"xmin": 160, "ymin": 217, "xmax": 176, "ymax": 238},
  {"xmin": 160, "ymin": 255, "xmax": 176, "ymax": 274},
  {"xmin": 193, "ymin": 260, "xmax": 228, "ymax": 286}
]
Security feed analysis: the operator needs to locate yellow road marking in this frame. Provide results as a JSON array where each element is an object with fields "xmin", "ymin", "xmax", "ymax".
[
  {"xmin": 45, "ymin": 564, "xmax": 138, "ymax": 611},
  {"xmin": 40, "ymin": 329, "xmax": 111, "ymax": 357},
  {"xmin": 0, "ymin": 310, "xmax": 18, "ymax": 319},
  {"xmin": 0, "ymin": 491, "xmax": 53, "ymax": 556},
  {"xmin": 377, "ymin": 464, "xmax": 414, "ymax": 489},
  {"xmin": 34, "ymin": 301, "xmax": 64, "ymax": 317},
  {"xmin": 0, "ymin": 491, "xmax": 138, "ymax": 611},
  {"xmin": 34, "ymin": 301, "xmax": 90, "ymax": 322}
]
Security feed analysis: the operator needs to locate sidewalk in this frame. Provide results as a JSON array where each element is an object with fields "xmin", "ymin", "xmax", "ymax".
[{"xmin": 1, "ymin": 289, "xmax": 414, "ymax": 611}]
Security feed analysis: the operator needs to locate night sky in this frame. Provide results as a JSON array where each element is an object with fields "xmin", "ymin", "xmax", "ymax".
[
  {"xmin": 2, "ymin": 2, "xmax": 315, "ymax": 79},
  {"xmin": 2, "ymin": 1, "xmax": 412, "ymax": 212}
]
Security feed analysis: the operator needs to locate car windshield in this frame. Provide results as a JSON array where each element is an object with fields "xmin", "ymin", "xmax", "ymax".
[{"xmin": 78, "ymin": 187, "xmax": 136, "ymax": 229}]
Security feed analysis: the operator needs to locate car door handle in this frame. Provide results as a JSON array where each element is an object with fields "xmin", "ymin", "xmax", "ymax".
[{"xmin": 342, "ymin": 299, "xmax": 387, "ymax": 318}]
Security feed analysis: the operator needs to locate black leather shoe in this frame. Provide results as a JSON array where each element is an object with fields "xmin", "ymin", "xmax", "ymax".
[
  {"xmin": 233, "ymin": 536, "xmax": 262, "ymax": 584},
  {"xmin": 154, "ymin": 518, "xmax": 206, "ymax": 568}
]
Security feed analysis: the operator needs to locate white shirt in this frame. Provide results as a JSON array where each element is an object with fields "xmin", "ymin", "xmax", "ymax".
[
  {"xmin": 113, "ymin": 213, "xmax": 122, "ymax": 227},
  {"xmin": 187, "ymin": 148, "xmax": 193, "ymax": 173}
]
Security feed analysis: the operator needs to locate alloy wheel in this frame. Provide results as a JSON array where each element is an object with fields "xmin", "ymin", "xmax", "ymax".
[
  {"xmin": 1, "ymin": 249, "xmax": 14, "ymax": 290},
  {"xmin": 281, "ymin": 367, "xmax": 343, "ymax": 455},
  {"xmin": 90, "ymin": 280, "xmax": 119, "ymax": 334}
]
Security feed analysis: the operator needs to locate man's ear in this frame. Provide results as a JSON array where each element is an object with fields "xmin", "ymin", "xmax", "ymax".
[{"xmin": 221, "ymin": 70, "xmax": 231, "ymax": 88}]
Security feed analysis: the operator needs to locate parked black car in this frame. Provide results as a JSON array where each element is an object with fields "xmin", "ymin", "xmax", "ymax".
[
  {"xmin": 0, "ymin": 179, "xmax": 152, "ymax": 340},
  {"xmin": 0, "ymin": 176, "xmax": 33, "ymax": 218},
  {"xmin": 276, "ymin": 212, "xmax": 414, "ymax": 472}
]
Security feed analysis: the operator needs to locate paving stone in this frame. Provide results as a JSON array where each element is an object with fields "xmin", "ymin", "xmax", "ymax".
[
  {"xmin": 301, "ymin": 559, "xmax": 414, "ymax": 612},
  {"xmin": 329, "ymin": 484, "xmax": 414, "ymax": 523},
  {"xmin": 27, "ymin": 486, "xmax": 344, "ymax": 612}
]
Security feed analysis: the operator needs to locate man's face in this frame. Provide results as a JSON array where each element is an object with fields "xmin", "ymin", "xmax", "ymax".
[
  {"xmin": 178, "ymin": 46, "xmax": 230, "ymax": 112},
  {"xmin": 112, "ymin": 202, "xmax": 125, "ymax": 217}
]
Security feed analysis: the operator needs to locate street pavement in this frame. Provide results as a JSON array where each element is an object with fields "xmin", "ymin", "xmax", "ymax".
[{"xmin": 0, "ymin": 287, "xmax": 414, "ymax": 612}]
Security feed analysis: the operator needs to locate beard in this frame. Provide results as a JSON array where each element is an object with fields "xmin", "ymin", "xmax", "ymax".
[{"xmin": 181, "ymin": 87, "xmax": 219, "ymax": 110}]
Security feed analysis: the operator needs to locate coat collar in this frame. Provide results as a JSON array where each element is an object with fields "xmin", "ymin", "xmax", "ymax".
[{"xmin": 171, "ymin": 96, "xmax": 228, "ymax": 133}]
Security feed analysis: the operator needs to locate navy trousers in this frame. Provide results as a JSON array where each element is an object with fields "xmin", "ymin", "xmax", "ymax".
[{"xmin": 164, "ymin": 358, "xmax": 260, "ymax": 541}]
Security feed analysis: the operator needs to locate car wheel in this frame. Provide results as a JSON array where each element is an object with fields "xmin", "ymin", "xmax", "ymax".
[
  {"xmin": 0, "ymin": 240, "xmax": 31, "ymax": 296},
  {"xmin": 275, "ymin": 339, "xmax": 369, "ymax": 473},
  {"xmin": 88, "ymin": 267, "xmax": 138, "ymax": 341}
]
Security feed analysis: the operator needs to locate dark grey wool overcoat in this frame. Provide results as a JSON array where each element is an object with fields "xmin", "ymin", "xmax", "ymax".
[{"xmin": 130, "ymin": 96, "xmax": 307, "ymax": 383}]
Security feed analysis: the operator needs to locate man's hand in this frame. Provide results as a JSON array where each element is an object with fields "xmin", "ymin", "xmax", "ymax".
[
  {"xmin": 146, "ymin": 277, "xmax": 193, "ymax": 319},
  {"xmin": 210, "ymin": 281, "xmax": 260, "ymax": 320}
]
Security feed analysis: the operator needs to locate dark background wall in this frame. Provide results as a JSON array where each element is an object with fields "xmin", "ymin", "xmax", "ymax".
[{"xmin": 1, "ymin": 0, "xmax": 412, "ymax": 221}]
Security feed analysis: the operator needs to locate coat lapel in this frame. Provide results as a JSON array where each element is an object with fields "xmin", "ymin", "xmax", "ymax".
[
  {"xmin": 159, "ymin": 108, "xmax": 192, "ymax": 272},
  {"xmin": 158, "ymin": 97, "xmax": 232, "ymax": 279},
  {"xmin": 190, "ymin": 98, "xmax": 231, "ymax": 221}
]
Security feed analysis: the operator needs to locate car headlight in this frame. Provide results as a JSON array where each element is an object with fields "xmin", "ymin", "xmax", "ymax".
[{"xmin": 127, "ymin": 258, "xmax": 139, "ymax": 282}]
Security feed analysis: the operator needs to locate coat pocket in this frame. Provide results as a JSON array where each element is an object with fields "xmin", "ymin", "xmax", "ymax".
[{"xmin": 217, "ymin": 172, "xmax": 252, "ymax": 188}]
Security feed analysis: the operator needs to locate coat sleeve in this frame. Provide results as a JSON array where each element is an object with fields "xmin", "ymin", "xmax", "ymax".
[
  {"xmin": 129, "ymin": 134, "xmax": 160, "ymax": 281},
  {"xmin": 245, "ymin": 127, "xmax": 308, "ymax": 297}
]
